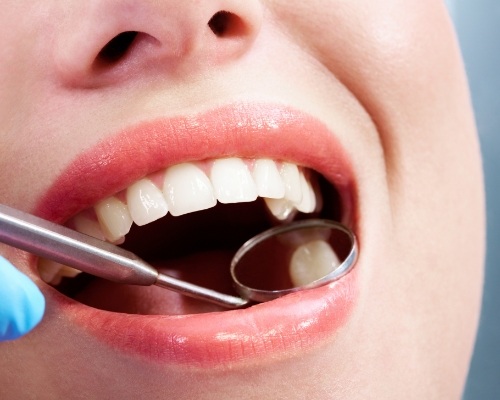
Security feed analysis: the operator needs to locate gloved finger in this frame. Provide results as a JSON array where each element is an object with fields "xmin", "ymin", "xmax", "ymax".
[{"xmin": 0, "ymin": 256, "xmax": 45, "ymax": 341}]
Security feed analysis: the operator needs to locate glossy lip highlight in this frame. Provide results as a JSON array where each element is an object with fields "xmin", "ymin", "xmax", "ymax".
[{"xmin": 34, "ymin": 102, "xmax": 359, "ymax": 366}]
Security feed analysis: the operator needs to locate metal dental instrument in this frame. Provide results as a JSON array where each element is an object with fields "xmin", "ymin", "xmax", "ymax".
[
  {"xmin": 0, "ymin": 204, "xmax": 248, "ymax": 309},
  {"xmin": 230, "ymin": 218, "xmax": 358, "ymax": 303},
  {"xmin": 0, "ymin": 204, "xmax": 357, "ymax": 309}
]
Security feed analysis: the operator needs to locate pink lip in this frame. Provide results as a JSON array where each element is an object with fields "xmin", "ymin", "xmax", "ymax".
[{"xmin": 35, "ymin": 103, "xmax": 359, "ymax": 366}]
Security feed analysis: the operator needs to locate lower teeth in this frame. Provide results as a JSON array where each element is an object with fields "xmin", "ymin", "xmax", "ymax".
[{"xmin": 38, "ymin": 259, "xmax": 82, "ymax": 286}]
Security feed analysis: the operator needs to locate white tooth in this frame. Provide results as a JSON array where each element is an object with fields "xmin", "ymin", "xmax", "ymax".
[
  {"xmin": 263, "ymin": 197, "xmax": 297, "ymax": 221},
  {"xmin": 38, "ymin": 260, "xmax": 81, "ymax": 285},
  {"xmin": 252, "ymin": 159, "xmax": 285, "ymax": 199},
  {"xmin": 210, "ymin": 158, "xmax": 258, "ymax": 203},
  {"xmin": 280, "ymin": 163, "xmax": 302, "ymax": 203},
  {"xmin": 163, "ymin": 163, "xmax": 216, "ymax": 216},
  {"xmin": 126, "ymin": 178, "xmax": 168, "ymax": 226},
  {"xmin": 289, "ymin": 240, "xmax": 340, "ymax": 287},
  {"xmin": 38, "ymin": 259, "xmax": 62, "ymax": 284},
  {"xmin": 112, "ymin": 236, "xmax": 125, "ymax": 245},
  {"xmin": 95, "ymin": 197, "xmax": 133, "ymax": 242},
  {"xmin": 295, "ymin": 172, "xmax": 316, "ymax": 213},
  {"xmin": 72, "ymin": 214, "xmax": 106, "ymax": 240},
  {"xmin": 58, "ymin": 265, "xmax": 82, "ymax": 279}
]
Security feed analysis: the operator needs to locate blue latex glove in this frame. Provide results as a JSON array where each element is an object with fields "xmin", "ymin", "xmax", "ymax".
[{"xmin": 0, "ymin": 256, "xmax": 45, "ymax": 341}]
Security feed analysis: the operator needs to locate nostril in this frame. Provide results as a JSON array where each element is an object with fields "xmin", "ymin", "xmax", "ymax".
[
  {"xmin": 208, "ymin": 11, "xmax": 245, "ymax": 37},
  {"xmin": 96, "ymin": 31, "xmax": 139, "ymax": 65}
]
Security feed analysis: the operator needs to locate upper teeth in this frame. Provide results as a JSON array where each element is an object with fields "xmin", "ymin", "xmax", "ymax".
[
  {"xmin": 39, "ymin": 157, "xmax": 320, "ymax": 285},
  {"xmin": 73, "ymin": 157, "xmax": 319, "ymax": 243},
  {"xmin": 39, "ymin": 158, "xmax": 320, "ymax": 285}
]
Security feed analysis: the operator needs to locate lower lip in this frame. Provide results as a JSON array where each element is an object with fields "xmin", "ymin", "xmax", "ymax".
[
  {"xmin": 55, "ymin": 271, "xmax": 357, "ymax": 365},
  {"xmin": 35, "ymin": 103, "xmax": 359, "ymax": 365}
]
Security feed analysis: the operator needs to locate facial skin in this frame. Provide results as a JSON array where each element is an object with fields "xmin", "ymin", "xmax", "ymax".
[{"xmin": 0, "ymin": 1, "xmax": 484, "ymax": 399}]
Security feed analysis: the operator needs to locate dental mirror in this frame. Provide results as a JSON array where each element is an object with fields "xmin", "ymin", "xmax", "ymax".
[
  {"xmin": 0, "ymin": 204, "xmax": 357, "ymax": 309},
  {"xmin": 231, "ymin": 219, "xmax": 357, "ymax": 303}
]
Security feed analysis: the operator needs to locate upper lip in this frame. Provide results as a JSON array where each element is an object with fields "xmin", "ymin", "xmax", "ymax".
[
  {"xmin": 32, "ymin": 102, "xmax": 359, "ymax": 365},
  {"xmin": 36, "ymin": 102, "xmax": 356, "ymax": 225}
]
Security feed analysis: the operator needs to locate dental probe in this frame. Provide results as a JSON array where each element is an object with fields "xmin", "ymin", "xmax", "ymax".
[{"xmin": 0, "ymin": 204, "xmax": 249, "ymax": 309}]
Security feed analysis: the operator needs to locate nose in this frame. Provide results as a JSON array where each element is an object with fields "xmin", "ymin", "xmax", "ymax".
[{"xmin": 54, "ymin": 0, "xmax": 262, "ymax": 86}]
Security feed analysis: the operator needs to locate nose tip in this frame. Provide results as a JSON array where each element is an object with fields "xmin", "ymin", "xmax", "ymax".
[{"xmin": 55, "ymin": 1, "xmax": 263, "ymax": 87}]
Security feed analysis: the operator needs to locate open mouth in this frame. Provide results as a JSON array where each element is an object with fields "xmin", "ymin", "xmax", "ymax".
[
  {"xmin": 38, "ymin": 157, "xmax": 343, "ymax": 315},
  {"xmin": 33, "ymin": 103, "xmax": 358, "ymax": 364}
]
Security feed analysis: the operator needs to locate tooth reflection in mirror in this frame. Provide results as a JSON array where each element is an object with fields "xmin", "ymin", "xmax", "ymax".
[
  {"xmin": 289, "ymin": 240, "xmax": 340, "ymax": 287},
  {"xmin": 230, "ymin": 219, "xmax": 357, "ymax": 303}
]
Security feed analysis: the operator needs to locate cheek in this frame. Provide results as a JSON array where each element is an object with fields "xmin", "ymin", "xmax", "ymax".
[
  {"xmin": 355, "ymin": 1, "xmax": 484, "ymax": 391},
  {"xmin": 275, "ymin": 0, "xmax": 484, "ymax": 391},
  {"xmin": 270, "ymin": 0, "xmax": 468, "ymax": 177},
  {"xmin": 0, "ymin": 8, "xmax": 54, "ymax": 207}
]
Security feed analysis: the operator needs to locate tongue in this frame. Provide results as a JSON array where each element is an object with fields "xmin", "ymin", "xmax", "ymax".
[{"xmin": 74, "ymin": 251, "xmax": 236, "ymax": 315}]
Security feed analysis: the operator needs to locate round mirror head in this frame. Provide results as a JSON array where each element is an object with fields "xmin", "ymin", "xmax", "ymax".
[{"xmin": 230, "ymin": 219, "xmax": 358, "ymax": 302}]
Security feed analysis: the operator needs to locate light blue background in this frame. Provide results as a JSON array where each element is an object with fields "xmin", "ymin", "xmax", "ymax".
[{"xmin": 451, "ymin": 1, "xmax": 500, "ymax": 398}]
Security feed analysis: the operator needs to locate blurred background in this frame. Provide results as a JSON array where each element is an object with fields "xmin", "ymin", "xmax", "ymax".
[{"xmin": 448, "ymin": 1, "xmax": 500, "ymax": 398}]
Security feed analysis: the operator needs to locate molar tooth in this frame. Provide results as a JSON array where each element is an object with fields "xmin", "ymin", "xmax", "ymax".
[
  {"xmin": 57, "ymin": 265, "xmax": 82, "ymax": 279},
  {"xmin": 163, "ymin": 163, "xmax": 216, "ymax": 216},
  {"xmin": 72, "ymin": 214, "xmax": 106, "ymax": 241},
  {"xmin": 263, "ymin": 197, "xmax": 297, "ymax": 221},
  {"xmin": 38, "ymin": 259, "xmax": 81, "ymax": 285},
  {"xmin": 295, "ymin": 172, "xmax": 316, "ymax": 213},
  {"xmin": 95, "ymin": 197, "xmax": 133, "ymax": 242},
  {"xmin": 280, "ymin": 162, "xmax": 302, "ymax": 202},
  {"xmin": 210, "ymin": 158, "xmax": 258, "ymax": 204},
  {"xmin": 126, "ymin": 178, "xmax": 168, "ymax": 226},
  {"xmin": 252, "ymin": 159, "xmax": 285, "ymax": 199},
  {"xmin": 289, "ymin": 240, "xmax": 340, "ymax": 287},
  {"xmin": 38, "ymin": 259, "xmax": 62, "ymax": 284}
]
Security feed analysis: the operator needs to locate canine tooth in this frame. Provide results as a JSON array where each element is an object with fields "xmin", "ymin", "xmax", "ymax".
[
  {"xmin": 264, "ymin": 197, "xmax": 297, "ymax": 221},
  {"xmin": 72, "ymin": 214, "xmax": 106, "ymax": 240},
  {"xmin": 210, "ymin": 158, "xmax": 258, "ymax": 203},
  {"xmin": 289, "ymin": 240, "xmax": 340, "ymax": 287},
  {"xmin": 126, "ymin": 178, "xmax": 168, "ymax": 226},
  {"xmin": 295, "ymin": 172, "xmax": 316, "ymax": 213},
  {"xmin": 95, "ymin": 197, "xmax": 133, "ymax": 241},
  {"xmin": 280, "ymin": 162, "xmax": 302, "ymax": 202},
  {"xmin": 252, "ymin": 159, "xmax": 285, "ymax": 199},
  {"xmin": 163, "ymin": 163, "xmax": 216, "ymax": 216}
]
